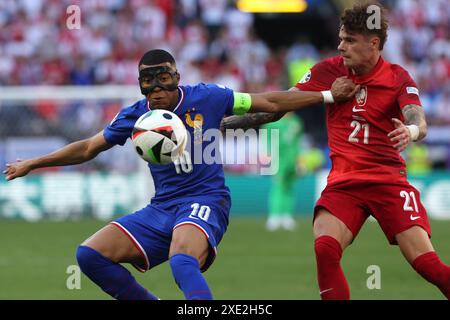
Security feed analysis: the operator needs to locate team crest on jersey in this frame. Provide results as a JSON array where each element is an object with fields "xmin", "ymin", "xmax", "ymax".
[
  {"xmin": 355, "ymin": 86, "xmax": 368, "ymax": 106},
  {"xmin": 185, "ymin": 109, "xmax": 203, "ymax": 144},
  {"xmin": 299, "ymin": 70, "xmax": 312, "ymax": 84}
]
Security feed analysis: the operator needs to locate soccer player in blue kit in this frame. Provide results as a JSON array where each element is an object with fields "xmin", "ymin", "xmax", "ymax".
[{"xmin": 3, "ymin": 49, "xmax": 357, "ymax": 300}]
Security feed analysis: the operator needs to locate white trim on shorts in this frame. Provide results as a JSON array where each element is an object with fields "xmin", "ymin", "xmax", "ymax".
[{"xmin": 110, "ymin": 222, "xmax": 150, "ymax": 273}]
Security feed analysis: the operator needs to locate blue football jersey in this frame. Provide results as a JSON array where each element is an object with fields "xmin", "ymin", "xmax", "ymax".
[{"xmin": 103, "ymin": 84, "xmax": 234, "ymax": 203}]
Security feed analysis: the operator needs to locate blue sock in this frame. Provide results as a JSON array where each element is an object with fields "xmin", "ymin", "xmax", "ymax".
[
  {"xmin": 169, "ymin": 253, "xmax": 213, "ymax": 300},
  {"xmin": 76, "ymin": 245, "xmax": 158, "ymax": 300}
]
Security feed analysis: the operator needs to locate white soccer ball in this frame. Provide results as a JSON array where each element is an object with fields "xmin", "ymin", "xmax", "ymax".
[{"xmin": 131, "ymin": 109, "xmax": 187, "ymax": 165}]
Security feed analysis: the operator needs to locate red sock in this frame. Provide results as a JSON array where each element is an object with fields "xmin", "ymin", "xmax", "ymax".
[
  {"xmin": 314, "ymin": 235, "xmax": 350, "ymax": 300},
  {"xmin": 412, "ymin": 251, "xmax": 450, "ymax": 299}
]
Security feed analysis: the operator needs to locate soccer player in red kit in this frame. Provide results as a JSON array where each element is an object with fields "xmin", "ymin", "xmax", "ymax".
[{"xmin": 221, "ymin": 2, "xmax": 450, "ymax": 300}]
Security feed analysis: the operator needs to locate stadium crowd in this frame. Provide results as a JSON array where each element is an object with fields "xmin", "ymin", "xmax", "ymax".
[{"xmin": 0, "ymin": 0, "xmax": 449, "ymax": 170}]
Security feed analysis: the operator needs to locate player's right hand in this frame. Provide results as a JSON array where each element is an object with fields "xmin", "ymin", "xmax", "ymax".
[
  {"xmin": 331, "ymin": 76, "xmax": 360, "ymax": 102},
  {"xmin": 3, "ymin": 159, "xmax": 32, "ymax": 181}
]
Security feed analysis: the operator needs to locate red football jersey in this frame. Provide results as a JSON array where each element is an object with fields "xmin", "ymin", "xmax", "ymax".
[{"xmin": 296, "ymin": 56, "xmax": 422, "ymax": 186}]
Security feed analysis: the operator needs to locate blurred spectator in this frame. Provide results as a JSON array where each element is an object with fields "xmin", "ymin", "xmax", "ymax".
[
  {"xmin": 263, "ymin": 113, "xmax": 303, "ymax": 231},
  {"xmin": 0, "ymin": 0, "xmax": 448, "ymax": 171},
  {"xmin": 405, "ymin": 143, "xmax": 432, "ymax": 175}
]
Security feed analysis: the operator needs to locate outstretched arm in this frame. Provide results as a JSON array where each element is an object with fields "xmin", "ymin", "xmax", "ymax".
[
  {"xmin": 220, "ymin": 87, "xmax": 302, "ymax": 130},
  {"xmin": 3, "ymin": 131, "xmax": 113, "ymax": 181},
  {"xmin": 247, "ymin": 76, "xmax": 358, "ymax": 114},
  {"xmin": 247, "ymin": 90, "xmax": 323, "ymax": 113},
  {"xmin": 388, "ymin": 104, "xmax": 427, "ymax": 152},
  {"xmin": 230, "ymin": 77, "xmax": 359, "ymax": 114},
  {"xmin": 222, "ymin": 77, "xmax": 358, "ymax": 130}
]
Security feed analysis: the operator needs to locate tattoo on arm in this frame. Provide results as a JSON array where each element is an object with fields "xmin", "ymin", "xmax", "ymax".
[
  {"xmin": 220, "ymin": 112, "xmax": 285, "ymax": 130},
  {"xmin": 220, "ymin": 87, "xmax": 302, "ymax": 130},
  {"xmin": 403, "ymin": 104, "xmax": 427, "ymax": 140}
]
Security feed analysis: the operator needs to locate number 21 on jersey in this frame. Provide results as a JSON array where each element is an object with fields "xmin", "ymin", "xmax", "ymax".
[{"xmin": 348, "ymin": 120, "xmax": 370, "ymax": 144}]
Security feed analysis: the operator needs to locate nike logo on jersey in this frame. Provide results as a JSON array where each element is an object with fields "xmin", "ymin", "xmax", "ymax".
[
  {"xmin": 410, "ymin": 215, "xmax": 421, "ymax": 221},
  {"xmin": 352, "ymin": 106, "xmax": 366, "ymax": 112}
]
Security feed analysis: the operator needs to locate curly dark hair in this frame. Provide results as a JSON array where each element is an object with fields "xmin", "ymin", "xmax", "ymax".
[{"xmin": 340, "ymin": 1, "xmax": 389, "ymax": 50}]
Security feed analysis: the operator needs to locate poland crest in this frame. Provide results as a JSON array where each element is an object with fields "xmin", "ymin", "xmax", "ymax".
[{"xmin": 355, "ymin": 86, "xmax": 368, "ymax": 106}]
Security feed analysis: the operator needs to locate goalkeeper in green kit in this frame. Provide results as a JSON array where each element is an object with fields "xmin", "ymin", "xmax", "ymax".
[{"xmin": 263, "ymin": 112, "xmax": 303, "ymax": 231}]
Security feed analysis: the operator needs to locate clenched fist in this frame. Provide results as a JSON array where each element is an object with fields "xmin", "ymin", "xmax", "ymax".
[{"xmin": 331, "ymin": 76, "xmax": 360, "ymax": 102}]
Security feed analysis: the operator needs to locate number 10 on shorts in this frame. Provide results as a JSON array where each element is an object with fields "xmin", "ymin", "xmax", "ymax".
[{"xmin": 189, "ymin": 203, "xmax": 211, "ymax": 222}]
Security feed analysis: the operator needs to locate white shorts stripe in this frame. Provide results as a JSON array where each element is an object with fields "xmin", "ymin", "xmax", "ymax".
[{"xmin": 110, "ymin": 222, "xmax": 150, "ymax": 273}]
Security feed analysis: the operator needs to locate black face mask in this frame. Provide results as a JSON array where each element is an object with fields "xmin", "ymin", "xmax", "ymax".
[{"xmin": 138, "ymin": 66, "xmax": 179, "ymax": 96}]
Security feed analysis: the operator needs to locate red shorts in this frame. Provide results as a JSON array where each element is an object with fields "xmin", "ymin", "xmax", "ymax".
[{"xmin": 314, "ymin": 180, "xmax": 431, "ymax": 245}]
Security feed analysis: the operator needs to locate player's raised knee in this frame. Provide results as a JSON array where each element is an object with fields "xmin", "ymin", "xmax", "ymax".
[
  {"xmin": 171, "ymin": 225, "xmax": 209, "ymax": 258},
  {"xmin": 170, "ymin": 237, "xmax": 204, "ymax": 258}
]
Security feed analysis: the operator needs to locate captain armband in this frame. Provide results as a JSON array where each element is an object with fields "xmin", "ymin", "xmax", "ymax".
[{"xmin": 233, "ymin": 92, "xmax": 252, "ymax": 115}]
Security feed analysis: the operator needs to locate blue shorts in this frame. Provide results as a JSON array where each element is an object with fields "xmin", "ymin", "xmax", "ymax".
[{"xmin": 111, "ymin": 195, "xmax": 231, "ymax": 273}]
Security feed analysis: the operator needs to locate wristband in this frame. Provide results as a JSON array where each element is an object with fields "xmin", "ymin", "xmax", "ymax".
[
  {"xmin": 321, "ymin": 90, "xmax": 334, "ymax": 104},
  {"xmin": 406, "ymin": 125, "xmax": 420, "ymax": 141}
]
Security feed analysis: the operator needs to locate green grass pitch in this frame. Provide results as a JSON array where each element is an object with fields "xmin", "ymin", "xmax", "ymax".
[{"xmin": 0, "ymin": 217, "xmax": 449, "ymax": 300}]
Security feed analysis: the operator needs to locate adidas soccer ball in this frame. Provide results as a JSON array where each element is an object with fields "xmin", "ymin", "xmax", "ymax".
[{"xmin": 131, "ymin": 109, "xmax": 187, "ymax": 165}]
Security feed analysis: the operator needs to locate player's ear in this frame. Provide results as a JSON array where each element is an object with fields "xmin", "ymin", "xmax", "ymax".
[
  {"xmin": 370, "ymin": 36, "xmax": 381, "ymax": 50},
  {"xmin": 175, "ymin": 70, "xmax": 180, "ymax": 83}
]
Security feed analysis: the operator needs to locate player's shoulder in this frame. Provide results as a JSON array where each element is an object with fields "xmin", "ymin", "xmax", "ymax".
[
  {"xmin": 297, "ymin": 56, "xmax": 345, "ymax": 87},
  {"xmin": 182, "ymin": 83, "xmax": 232, "ymax": 93},
  {"xmin": 316, "ymin": 55, "xmax": 345, "ymax": 71},
  {"xmin": 389, "ymin": 62, "xmax": 415, "ymax": 81},
  {"xmin": 310, "ymin": 55, "xmax": 346, "ymax": 78},
  {"xmin": 181, "ymin": 83, "xmax": 233, "ymax": 101},
  {"xmin": 123, "ymin": 98, "xmax": 148, "ymax": 113},
  {"xmin": 106, "ymin": 98, "xmax": 146, "ymax": 128},
  {"xmin": 118, "ymin": 98, "xmax": 148, "ymax": 118},
  {"xmin": 323, "ymin": 55, "xmax": 344, "ymax": 66},
  {"xmin": 382, "ymin": 61, "xmax": 419, "ymax": 92}
]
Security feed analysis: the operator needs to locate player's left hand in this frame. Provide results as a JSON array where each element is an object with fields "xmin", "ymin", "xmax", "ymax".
[{"xmin": 388, "ymin": 118, "xmax": 411, "ymax": 152}]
